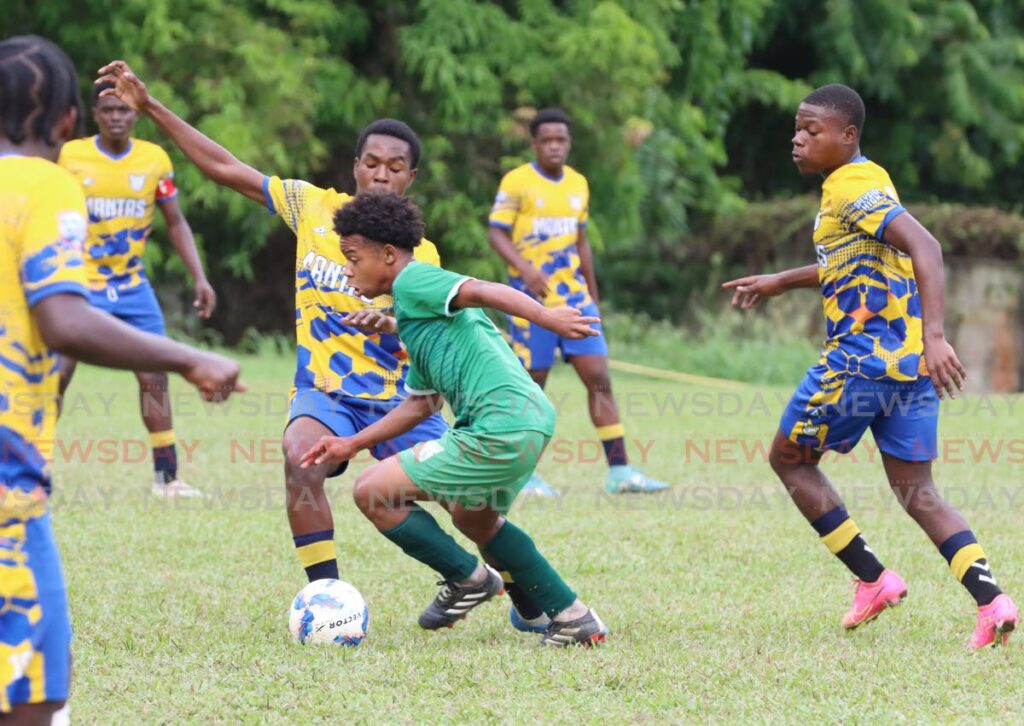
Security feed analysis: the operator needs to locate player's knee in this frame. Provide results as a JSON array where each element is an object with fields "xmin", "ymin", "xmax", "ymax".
[
  {"xmin": 282, "ymin": 444, "xmax": 324, "ymax": 492},
  {"xmin": 351, "ymin": 474, "xmax": 380, "ymax": 516},
  {"xmin": 450, "ymin": 505, "xmax": 501, "ymax": 543}
]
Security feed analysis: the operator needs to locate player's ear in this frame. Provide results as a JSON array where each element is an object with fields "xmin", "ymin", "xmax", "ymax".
[{"xmin": 843, "ymin": 124, "xmax": 859, "ymax": 145}]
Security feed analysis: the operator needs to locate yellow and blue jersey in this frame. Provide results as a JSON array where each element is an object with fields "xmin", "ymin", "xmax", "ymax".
[
  {"xmin": 1, "ymin": 155, "xmax": 82, "ymax": 712},
  {"xmin": 59, "ymin": 136, "xmax": 177, "ymax": 292},
  {"xmin": 814, "ymin": 156, "xmax": 921, "ymax": 383},
  {"xmin": 261, "ymin": 176, "xmax": 440, "ymax": 400},
  {"xmin": 488, "ymin": 162, "xmax": 591, "ymax": 309}
]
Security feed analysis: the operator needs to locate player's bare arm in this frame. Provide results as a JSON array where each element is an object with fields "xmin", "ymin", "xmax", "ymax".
[
  {"xmin": 882, "ymin": 212, "xmax": 966, "ymax": 399},
  {"xmin": 158, "ymin": 196, "xmax": 217, "ymax": 319},
  {"xmin": 341, "ymin": 309, "xmax": 398, "ymax": 335},
  {"xmin": 96, "ymin": 61, "xmax": 265, "ymax": 203},
  {"xmin": 487, "ymin": 225, "xmax": 550, "ymax": 299},
  {"xmin": 452, "ymin": 279, "xmax": 599, "ymax": 339},
  {"xmin": 722, "ymin": 264, "xmax": 819, "ymax": 308},
  {"xmin": 35, "ymin": 293, "xmax": 245, "ymax": 401},
  {"xmin": 576, "ymin": 226, "xmax": 600, "ymax": 305},
  {"xmin": 300, "ymin": 393, "xmax": 442, "ymax": 467}
]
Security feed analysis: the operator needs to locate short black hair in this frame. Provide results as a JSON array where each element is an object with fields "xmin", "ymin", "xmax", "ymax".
[
  {"xmin": 92, "ymin": 80, "xmax": 114, "ymax": 104},
  {"xmin": 334, "ymin": 192, "xmax": 424, "ymax": 250},
  {"xmin": 0, "ymin": 35, "xmax": 83, "ymax": 146},
  {"xmin": 355, "ymin": 118, "xmax": 421, "ymax": 168},
  {"xmin": 530, "ymin": 108, "xmax": 571, "ymax": 137},
  {"xmin": 802, "ymin": 84, "xmax": 865, "ymax": 132}
]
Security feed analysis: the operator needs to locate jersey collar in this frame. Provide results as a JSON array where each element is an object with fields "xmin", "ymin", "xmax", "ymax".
[
  {"xmin": 531, "ymin": 161, "xmax": 564, "ymax": 183},
  {"xmin": 94, "ymin": 134, "xmax": 133, "ymax": 161}
]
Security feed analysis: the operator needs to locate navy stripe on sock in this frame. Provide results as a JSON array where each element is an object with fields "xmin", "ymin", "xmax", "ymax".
[
  {"xmin": 294, "ymin": 529, "xmax": 334, "ymax": 547},
  {"xmin": 810, "ymin": 506, "xmax": 849, "ymax": 536},
  {"xmin": 939, "ymin": 530, "xmax": 977, "ymax": 564}
]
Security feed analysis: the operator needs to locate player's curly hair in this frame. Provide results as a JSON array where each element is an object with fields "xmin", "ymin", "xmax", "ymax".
[
  {"xmin": 334, "ymin": 192, "xmax": 424, "ymax": 250},
  {"xmin": 0, "ymin": 35, "xmax": 83, "ymax": 146},
  {"xmin": 803, "ymin": 84, "xmax": 865, "ymax": 133},
  {"xmin": 530, "ymin": 107, "xmax": 571, "ymax": 137},
  {"xmin": 355, "ymin": 118, "xmax": 421, "ymax": 168}
]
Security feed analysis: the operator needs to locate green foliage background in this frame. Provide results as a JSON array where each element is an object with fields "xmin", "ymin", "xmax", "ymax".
[{"xmin": 6, "ymin": 1, "xmax": 1024, "ymax": 335}]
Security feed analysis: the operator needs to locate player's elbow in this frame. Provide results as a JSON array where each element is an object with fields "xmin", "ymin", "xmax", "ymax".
[{"xmin": 34, "ymin": 294, "xmax": 89, "ymax": 354}]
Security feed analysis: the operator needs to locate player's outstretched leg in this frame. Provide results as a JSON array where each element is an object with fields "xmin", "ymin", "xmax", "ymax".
[
  {"xmin": 456, "ymin": 509, "xmax": 606, "ymax": 647},
  {"xmin": 570, "ymin": 356, "xmax": 668, "ymax": 494},
  {"xmin": 769, "ymin": 431, "xmax": 906, "ymax": 629},
  {"xmin": 881, "ymin": 454, "xmax": 1018, "ymax": 648},
  {"xmin": 352, "ymin": 458, "xmax": 503, "ymax": 630}
]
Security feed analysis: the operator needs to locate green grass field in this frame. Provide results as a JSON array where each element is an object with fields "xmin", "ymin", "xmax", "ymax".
[{"xmin": 53, "ymin": 353, "xmax": 1024, "ymax": 723}]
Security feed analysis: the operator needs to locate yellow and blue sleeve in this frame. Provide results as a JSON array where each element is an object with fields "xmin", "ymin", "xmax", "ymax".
[
  {"xmin": 488, "ymin": 173, "xmax": 521, "ymax": 230},
  {"xmin": 262, "ymin": 175, "xmax": 317, "ymax": 234},
  {"xmin": 834, "ymin": 176, "xmax": 905, "ymax": 242},
  {"xmin": 20, "ymin": 173, "xmax": 88, "ymax": 307}
]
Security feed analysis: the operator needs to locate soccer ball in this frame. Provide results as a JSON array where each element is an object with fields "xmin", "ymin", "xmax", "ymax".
[{"xmin": 288, "ymin": 579, "xmax": 369, "ymax": 646}]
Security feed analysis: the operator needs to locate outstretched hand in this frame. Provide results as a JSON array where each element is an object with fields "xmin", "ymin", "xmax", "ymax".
[
  {"xmin": 540, "ymin": 305, "xmax": 600, "ymax": 339},
  {"xmin": 300, "ymin": 436, "xmax": 359, "ymax": 469},
  {"xmin": 95, "ymin": 60, "xmax": 151, "ymax": 111},
  {"xmin": 721, "ymin": 273, "xmax": 787, "ymax": 309},
  {"xmin": 183, "ymin": 351, "xmax": 247, "ymax": 402}
]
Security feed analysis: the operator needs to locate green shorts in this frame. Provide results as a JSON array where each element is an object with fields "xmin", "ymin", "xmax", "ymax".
[{"xmin": 397, "ymin": 428, "xmax": 550, "ymax": 514}]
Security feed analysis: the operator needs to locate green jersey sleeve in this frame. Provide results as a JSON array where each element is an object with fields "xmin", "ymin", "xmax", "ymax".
[
  {"xmin": 394, "ymin": 262, "xmax": 471, "ymax": 319},
  {"xmin": 404, "ymin": 362, "xmax": 435, "ymax": 395}
]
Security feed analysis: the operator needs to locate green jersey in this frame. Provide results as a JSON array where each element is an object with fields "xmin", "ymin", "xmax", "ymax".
[{"xmin": 393, "ymin": 261, "xmax": 555, "ymax": 436}]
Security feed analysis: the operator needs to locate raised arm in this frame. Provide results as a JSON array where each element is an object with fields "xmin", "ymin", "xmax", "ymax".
[
  {"xmin": 722, "ymin": 264, "xmax": 819, "ymax": 308},
  {"xmin": 881, "ymin": 212, "xmax": 966, "ymax": 399},
  {"xmin": 451, "ymin": 278, "xmax": 598, "ymax": 339},
  {"xmin": 157, "ymin": 197, "xmax": 216, "ymax": 318},
  {"xmin": 96, "ymin": 61, "xmax": 265, "ymax": 203}
]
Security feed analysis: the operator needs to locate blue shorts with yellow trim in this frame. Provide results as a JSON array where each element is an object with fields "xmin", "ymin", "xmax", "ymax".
[
  {"xmin": 1, "ymin": 512, "xmax": 72, "ymax": 712},
  {"xmin": 88, "ymin": 282, "xmax": 165, "ymax": 335},
  {"xmin": 779, "ymin": 364, "xmax": 939, "ymax": 461},
  {"xmin": 509, "ymin": 300, "xmax": 607, "ymax": 371},
  {"xmin": 287, "ymin": 388, "xmax": 449, "ymax": 477}
]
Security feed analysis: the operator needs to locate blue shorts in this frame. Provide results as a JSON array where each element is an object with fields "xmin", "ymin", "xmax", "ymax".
[
  {"xmin": 509, "ymin": 300, "xmax": 608, "ymax": 371},
  {"xmin": 88, "ymin": 283, "xmax": 165, "ymax": 335},
  {"xmin": 287, "ymin": 389, "xmax": 450, "ymax": 477},
  {"xmin": 779, "ymin": 364, "xmax": 939, "ymax": 461},
  {"xmin": 1, "ymin": 512, "xmax": 72, "ymax": 712}
]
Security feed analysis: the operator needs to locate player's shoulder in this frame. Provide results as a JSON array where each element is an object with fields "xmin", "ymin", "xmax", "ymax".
[
  {"xmin": 501, "ymin": 162, "xmax": 534, "ymax": 185},
  {"xmin": 563, "ymin": 164, "xmax": 589, "ymax": 184},
  {"xmin": 829, "ymin": 157, "xmax": 894, "ymax": 192},
  {"xmin": 57, "ymin": 136, "xmax": 92, "ymax": 162},
  {"xmin": 131, "ymin": 138, "xmax": 172, "ymax": 163},
  {"xmin": 9, "ymin": 156, "xmax": 82, "ymax": 197},
  {"xmin": 414, "ymin": 238, "xmax": 441, "ymax": 265}
]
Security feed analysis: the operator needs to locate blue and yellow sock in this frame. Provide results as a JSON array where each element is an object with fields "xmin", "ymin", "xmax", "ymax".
[
  {"xmin": 811, "ymin": 506, "xmax": 885, "ymax": 582},
  {"xmin": 597, "ymin": 423, "xmax": 628, "ymax": 467},
  {"xmin": 150, "ymin": 429, "xmax": 177, "ymax": 482},
  {"xmin": 939, "ymin": 530, "xmax": 1002, "ymax": 606},
  {"xmin": 294, "ymin": 529, "xmax": 339, "ymax": 582}
]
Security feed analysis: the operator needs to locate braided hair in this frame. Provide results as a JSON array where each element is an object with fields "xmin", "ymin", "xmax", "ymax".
[{"xmin": 0, "ymin": 35, "xmax": 82, "ymax": 146}]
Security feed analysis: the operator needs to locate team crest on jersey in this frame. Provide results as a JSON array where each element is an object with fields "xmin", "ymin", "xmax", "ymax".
[
  {"xmin": 128, "ymin": 173, "xmax": 146, "ymax": 191},
  {"xmin": 569, "ymin": 194, "xmax": 583, "ymax": 210}
]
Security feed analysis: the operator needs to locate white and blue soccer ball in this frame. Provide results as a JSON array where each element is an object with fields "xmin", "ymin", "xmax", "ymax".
[{"xmin": 289, "ymin": 579, "xmax": 368, "ymax": 646}]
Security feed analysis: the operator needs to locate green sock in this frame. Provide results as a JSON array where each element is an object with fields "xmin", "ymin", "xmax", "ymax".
[
  {"xmin": 380, "ymin": 505, "xmax": 478, "ymax": 581},
  {"xmin": 483, "ymin": 520, "xmax": 576, "ymax": 618}
]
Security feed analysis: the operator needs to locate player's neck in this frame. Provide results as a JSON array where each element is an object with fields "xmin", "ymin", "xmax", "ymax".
[
  {"xmin": 822, "ymin": 147, "xmax": 864, "ymax": 177},
  {"xmin": 0, "ymin": 138, "xmax": 60, "ymax": 162},
  {"xmin": 98, "ymin": 133, "xmax": 131, "ymax": 156},
  {"xmin": 392, "ymin": 251, "xmax": 415, "ymax": 279}
]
